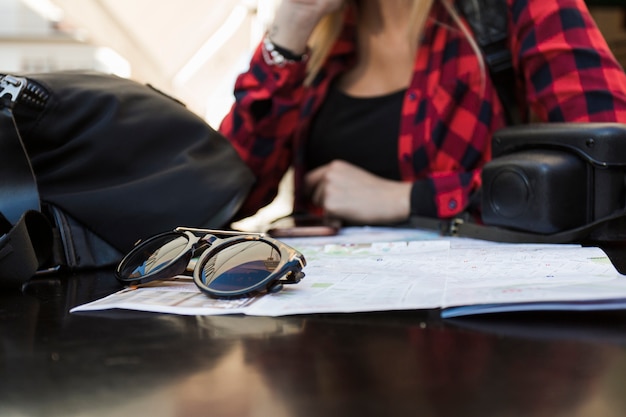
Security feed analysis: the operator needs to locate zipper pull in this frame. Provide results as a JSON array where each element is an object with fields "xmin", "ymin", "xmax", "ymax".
[{"xmin": 0, "ymin": 75, "xmax": 28, "ymax": 107}]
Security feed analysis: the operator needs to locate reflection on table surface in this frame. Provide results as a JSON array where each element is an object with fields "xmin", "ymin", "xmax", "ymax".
[{"xmin": 2, "ymin": 270, "xmax": 626, "ymax": 417}]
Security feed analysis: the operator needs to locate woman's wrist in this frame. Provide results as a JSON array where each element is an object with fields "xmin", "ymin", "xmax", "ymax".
[
  {"xmin": 391, "ymin": 181, "xmax": 413, "ymax": 222},
  {"xmin": 269, "ymin": 2, "xmax": 327, "ymax": 55},
  {"xmin": 268, "ymin": 38, "xmax": 307, "ymax": 61},
  {"xmin": 262, "ymin": 36, "xmax": 309, "ymax": 67}
]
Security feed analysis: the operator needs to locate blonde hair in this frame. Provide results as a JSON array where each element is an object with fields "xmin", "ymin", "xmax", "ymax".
[
  {"xmin": 305, "ymin": 10, "xmax": 345, "ymax": 86},
  {"xmin": 304, "ymin": 0, "xmax": 486, "ymax": 87}
]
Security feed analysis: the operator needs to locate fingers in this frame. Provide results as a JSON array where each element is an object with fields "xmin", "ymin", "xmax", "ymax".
[
  {"xmin": 304, "ymin": 164, "xmax": 329, "ymax": 207},
  {"xmin": 304, "ymin": 164, "xmax": 327, "ymax": 191},
  {"xmin": 304, "ymin": 160, "xmax": 365, "ymax": 214},
  {"xmin": 270, "ymin": 0, "xmax": 345, "ymax": 53},
  {"xmin": 303, "ymin": 160, "xmax": 413, "ymax": 224},
  {"xmin": 304, "ymin": 160, "xmax": 349, "ymax": 199}
]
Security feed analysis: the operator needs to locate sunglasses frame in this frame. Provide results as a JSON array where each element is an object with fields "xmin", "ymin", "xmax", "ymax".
[{"xmin": 115, "ymin": 227, "xmax": 306, "ymax": 298}]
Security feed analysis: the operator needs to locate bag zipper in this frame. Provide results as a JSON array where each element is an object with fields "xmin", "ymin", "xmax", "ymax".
[{"xmin": 0, "ymin": 74, "xmax": 49, "ymax": 110}]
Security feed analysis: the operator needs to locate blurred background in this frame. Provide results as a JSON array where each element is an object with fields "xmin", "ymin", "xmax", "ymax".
[
  {"xmin": 1, "ymin": 0, "xmax": 625, "ymax": 228},
  {"xmin": 0, "ymin": 0, "xmax": 281, "ymax": 128}
]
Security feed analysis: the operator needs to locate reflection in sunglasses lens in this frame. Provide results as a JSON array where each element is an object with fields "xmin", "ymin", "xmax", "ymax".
[
  {"xmin": 199, "ymin": 241, "xmax": 280, "ymax": 293},
  {"xmin": 120, "ymin": 234, "xmax": 190, "ymax": 279}
]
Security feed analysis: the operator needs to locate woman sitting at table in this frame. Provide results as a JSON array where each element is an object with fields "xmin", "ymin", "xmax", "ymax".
[{"xmin": 219, "ymin": 0, "xmax": 626, "ymax": 225}]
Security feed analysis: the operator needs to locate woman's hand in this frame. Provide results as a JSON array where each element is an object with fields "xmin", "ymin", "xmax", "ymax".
[
  {"xmin": 304, "ymin": 160, "xmax": 413, "ymax": 224},
  {"xmin": 270, "ymin": 0, "xmax": 345, "ymax": 54}
]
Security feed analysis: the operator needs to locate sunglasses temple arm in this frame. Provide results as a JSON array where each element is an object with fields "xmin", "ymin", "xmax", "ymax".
[
  {"xmin": 174, "ymin": 227, "xmax": 265, "ymax": 237},
  {"xmin": 279, "ymin": 254, "xmax": 307, "ymax": 284}
]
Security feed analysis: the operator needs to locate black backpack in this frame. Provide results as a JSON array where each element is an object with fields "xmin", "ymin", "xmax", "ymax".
[{"xmin": 0, "ymin": 71, "xmax": 255, "ymax": 287}]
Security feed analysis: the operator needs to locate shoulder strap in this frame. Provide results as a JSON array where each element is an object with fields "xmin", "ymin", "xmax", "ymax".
[
  {"xmin": 409, "ymin": 208, "xmax": 626, "ymax": 274},
  {"xmin": 0, "ymin": 76, "xmax": 41, "ymax": 222},
  {"xmin": 0, "ymin": 210, "xmax": 53, "ymax": 289},
  {"xmin": 0, "ymin": 76, "xmax": 53, "ymax": 288},
  {"xmin": 456, "ymin": 0, "xmax": 521, "ymax": 125}
]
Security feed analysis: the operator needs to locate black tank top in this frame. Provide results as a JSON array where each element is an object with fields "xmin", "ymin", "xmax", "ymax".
[{"xmin": 306, "ymin": 83, "xmax": 405, "ymax": 181}]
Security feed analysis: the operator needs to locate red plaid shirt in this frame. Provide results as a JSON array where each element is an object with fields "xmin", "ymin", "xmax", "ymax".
[{"xmin": 219, "ymin": 0, "xmax": 626, "ymax": 220}]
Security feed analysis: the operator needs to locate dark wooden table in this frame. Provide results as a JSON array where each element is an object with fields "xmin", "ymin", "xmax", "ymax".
[{"xmin": 2, "ymin": 270, "xmax": 626, "ymax": 417}]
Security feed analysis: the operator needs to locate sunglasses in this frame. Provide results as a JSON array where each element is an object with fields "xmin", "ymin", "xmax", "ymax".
[{"xmin": 115, "ymin": 227, "xmax": 306, "ymax": 298}]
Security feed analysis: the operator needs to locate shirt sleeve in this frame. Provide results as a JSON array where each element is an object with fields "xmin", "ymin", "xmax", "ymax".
[
  {"xmin": 509, "ymin": 0, "xmax": 626, "ymax": 122},
  {"xmin": 218, "ymin": 42, "xmax": 309, "ymax": 218},
  {"xmin": 428, "ymin": 170, "xmax": 486, "ymax": 219},
  {"xmin": 410, "ymin": 180, "xmax": 438, "ymax": 217}
]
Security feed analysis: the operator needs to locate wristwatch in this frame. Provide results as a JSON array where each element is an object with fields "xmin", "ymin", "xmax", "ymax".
[{"xmin": 261, "ymin": 36, "xmax": 309, "ymax": 67}]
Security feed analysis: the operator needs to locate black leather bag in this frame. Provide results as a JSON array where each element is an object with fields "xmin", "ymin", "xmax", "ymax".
[
  {"xmin": 411, "ymin": 123, "xmax": 626, "ymax": 274},
  {"xmin": 482, "ymin": 123, "xmax": 626, "ymax": 235},
  {"xmin": 0, "ymin": 71, "xmax": 255, "ymax": 287}
]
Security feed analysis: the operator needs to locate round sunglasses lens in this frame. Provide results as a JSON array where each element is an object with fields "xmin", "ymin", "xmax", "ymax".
[
  {"xmin": 118, "ymin": 233, "xmax": 190, "ymax": 279},
  {"xmin": 198, "ymin": 240, "xmax": 281, "ymax": 293}
]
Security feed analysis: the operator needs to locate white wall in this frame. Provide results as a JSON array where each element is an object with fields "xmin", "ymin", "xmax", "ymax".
[
  {"xmin": 0, "ymin": 0, "xmax": 50, "ymax": 37},
  {"xmin": 0, "ymin": 0, "xmax": 130, "ymax": 75}
]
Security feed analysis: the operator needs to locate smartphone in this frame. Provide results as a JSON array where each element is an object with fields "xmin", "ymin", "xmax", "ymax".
[{"xmin": 267, "ymin": 214, "xmax": 341, "ymax": 238}]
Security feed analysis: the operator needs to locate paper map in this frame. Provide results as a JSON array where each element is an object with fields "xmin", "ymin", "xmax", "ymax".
[{"xmin": 70, "ymin": 227, "xmax": 626, "ymax": 318}]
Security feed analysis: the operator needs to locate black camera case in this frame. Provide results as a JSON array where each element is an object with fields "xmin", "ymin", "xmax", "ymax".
[{"xmin": 481, "ymin": 123, "xmax": 626, "ymax": 235}]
